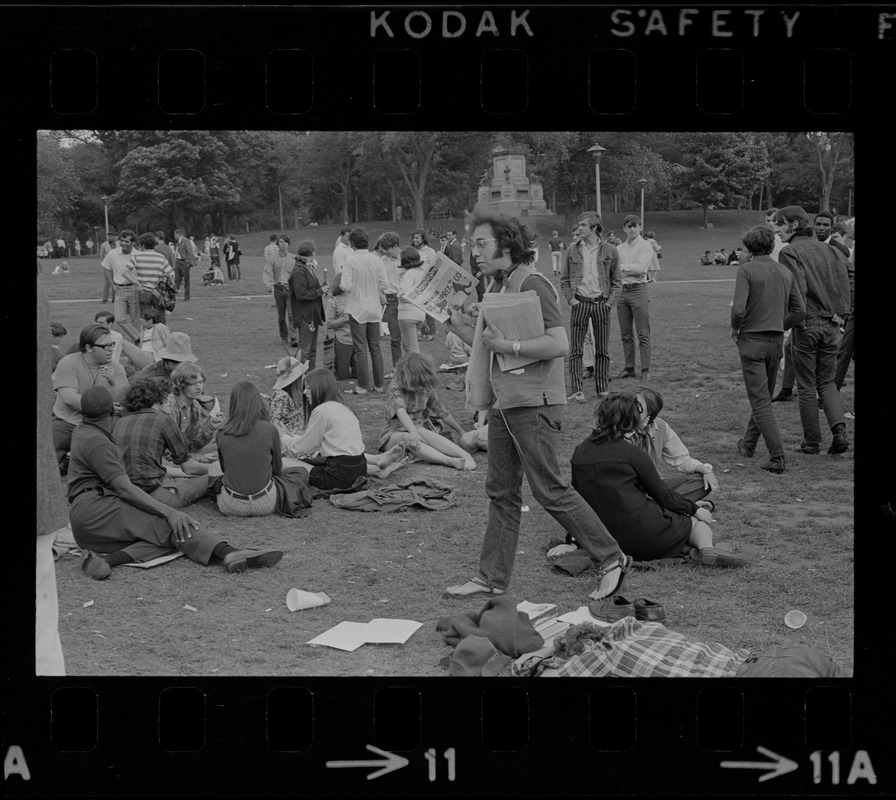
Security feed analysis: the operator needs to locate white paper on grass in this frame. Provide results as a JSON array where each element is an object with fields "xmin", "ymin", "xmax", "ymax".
[
  {"xmin": 122, "ymin": 552, "xmax": 184, "ymax": 569},
  {"xmin": 307, "ymin": 619, "xmax": 423, "ymax": 650},
  {"xmin": 558, "ymin": 606, "xmax": 611, "ymax": 626},
  {"xmin": 306, "ymin": 621, "xmax": 369, "ymax": 651},
  {"xmin": 363, "ymin": 619, "xmax": 423, "ymax": 644}
]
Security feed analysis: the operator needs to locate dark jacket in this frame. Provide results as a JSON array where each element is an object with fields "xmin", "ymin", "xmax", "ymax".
[
  {"xmin": 778, "ymin": 235, "xmax": 850, "ymax": 322},
  {"xmin": 560, "ymin": 239, "xmax": 622, "ymax": 306},
  {"xmin": 288, "ymin": 256, "xmax": 325, "ymax": 326},
  {"xmin": 444, "ymin": 240, "xmax": 463, "ymax": 266}
]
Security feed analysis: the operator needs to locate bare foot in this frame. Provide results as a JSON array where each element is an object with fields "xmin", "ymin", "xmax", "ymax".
[
  {"xmin": 463, "ymin": 458, "xmax": 477, "ymax": 471},
  {"xmin": 380, "ymin": 442, "xmax": 406, "ymax": 467},
  {"xmin": 448, "ymin": 457, "xmax": 468, "ymax": 470},
  {"xmin": 376, "ymin": 459, "xmax": 406, "ymax": 479},
  {"xmin": 588, "ymin": 565, "xmax": 621, "ymax": 601}
]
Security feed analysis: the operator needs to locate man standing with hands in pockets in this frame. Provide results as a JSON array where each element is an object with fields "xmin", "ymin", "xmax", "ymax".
[
  {"xmin": 614, "ymin": 214, "xmax": 655, "ymax": 382},
  {"xmin": 444, "ymin": 212, "xmax": 629, "ymax": 604}
]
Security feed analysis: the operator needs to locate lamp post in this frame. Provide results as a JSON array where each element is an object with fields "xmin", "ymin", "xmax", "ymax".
[
  {"xmin": 587, "ymin": 144, "xmax": 607, "ymax": 218},
  {"xmin": 102, "ymin": 196, "xmax": 110, "ymax": 239},
  {"xmin": 638, "ymin": 178, "xmax": 648, "ymax": 228}
]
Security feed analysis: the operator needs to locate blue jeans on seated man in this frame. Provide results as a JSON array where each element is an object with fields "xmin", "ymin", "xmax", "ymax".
[
  {"xmin": 793, "ymin": 317, "xmax": 844, "ymax": 447},
  {"xmin": 737, "ymin": 332, "xmax": 785, "ymax": 460},
  {"xmin": 478, "ymin": 403, "xmax": 622, "ymax": 590}
]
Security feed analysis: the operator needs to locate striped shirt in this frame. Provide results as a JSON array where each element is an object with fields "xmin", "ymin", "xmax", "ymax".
[{"xmin": 133, "ymin": 248, "xmax": 174, "ymax": 291}]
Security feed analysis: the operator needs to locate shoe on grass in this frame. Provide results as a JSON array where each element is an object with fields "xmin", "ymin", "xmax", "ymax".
[
  {"xmin": 588, "ymin": 595, "xmax": 635, "ymax": 622},
  {"xmin": 567, "ymin": 391, "xmax": 586, "ymax": 403},
  {"xmin": 761, "ymin": 458, "xmax": 785, "ymax": 474},
  {"xmin": 827, "ymin": 425, "xmax": 849, "ymax": 454},
  {"xmin": 222, "ymin": 549, "xmax": 284, "ymax": 574},
  {"xmin": 698, "ymin": 547, "xmax": 748, "ymax": 567},
  {"xmin": 794, "ymin": 443, "xmax": 820, "ymax": 455},
  {"xmin": 614, "ymin": 369, "xmax": 636, "ymax": 380},
  {"xmin": 80, "ymin": 550, "xmax": 111, "ymax": 580}
]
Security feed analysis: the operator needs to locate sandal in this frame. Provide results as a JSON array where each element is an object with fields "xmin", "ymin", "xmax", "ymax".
[
  {"xmin": 588, "ymin": 554, "xmax": 633, "ymax": 601},
  {"xmin": 444, "ymin": 577, "xmax": 505, "ymax": 599}
]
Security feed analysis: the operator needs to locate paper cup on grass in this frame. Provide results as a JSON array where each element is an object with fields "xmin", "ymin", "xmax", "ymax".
[
  {"xmin": 286, "ymin": 588, "xmax": 331, "ymax": 612},
  {"xmin": 784, "ymin": 609, "xmax": 807, "ymax": 629}
]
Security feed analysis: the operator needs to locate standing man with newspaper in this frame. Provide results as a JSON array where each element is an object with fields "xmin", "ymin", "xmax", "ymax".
[{"xmin": 444, "ymin": 212, "xmax": 629, "ymax": 603}]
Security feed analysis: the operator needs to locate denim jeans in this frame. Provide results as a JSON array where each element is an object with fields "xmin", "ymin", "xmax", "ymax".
[
  {"xmin": 737, "ymin": 333, "xmax": 785, "ymax": 459},
  {"xmin": 273, "ymin": 285, "xmax": 296, "ymax": 342},
  {"xmin": 349, "ymin": 316, "xmax": 384, "ymax": 390},
  {"xmin": 793, "ymin": 317, "xmax": 844, "ymax": 447},
  {"xmin": 296, "ymin": 319, "xmax": 319, "ymax": 369},
  {"xmin": 616, "ymin": 284, "xmax": 651, "ymax": 372},
  {"xmin": 834, "ymin": 313, "xmax": 854, "ymax": 389},
  {"xmin": 477, "ymin": 403, "xmax": 622, "ymax": 590},
  {"xmin": 399, "ymin": 319, "xmax": 421, "ymax": 355},
  {"xmin": 776, "ymin": 335, "xmax": 795, "ymax": 393},
  {"xmin": 383, "ymin": 296, "xmax": 402, "ymax": 368}
]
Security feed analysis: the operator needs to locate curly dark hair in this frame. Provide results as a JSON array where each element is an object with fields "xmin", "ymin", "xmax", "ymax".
[
  {"xmin": 594, "ymin": 393, "xmax": 641, "ymax": 441},
  {"xmin": 124, "ymin": 376, "xmax": 172, "ymax": 412}
]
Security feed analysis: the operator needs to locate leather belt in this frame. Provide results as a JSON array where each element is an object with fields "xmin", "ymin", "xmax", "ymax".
[
  {"xmin": 223, "ymin": 480, "xmax": 273, "ymax": 501},
  {"xmin": 622, "ymin": 283, "xmax": 646, "ymax": 291}
]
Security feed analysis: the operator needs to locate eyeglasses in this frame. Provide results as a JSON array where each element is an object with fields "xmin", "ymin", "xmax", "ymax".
[
  {"xmin": 472, "ymin": 237, "xmax": 496, "ymax": 249},
  {"xmin": 92, "ymin": 342, "xmax": 115, "ymax": 351}
]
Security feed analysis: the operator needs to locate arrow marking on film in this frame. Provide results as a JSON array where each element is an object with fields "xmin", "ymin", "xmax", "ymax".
[
  {"xmin": 721, "ymin": 746, "xmax": 799, "ymax": 782},
  {"xmin": 326, "ymin": 744, "xmax": 410, "ymax": 780}
]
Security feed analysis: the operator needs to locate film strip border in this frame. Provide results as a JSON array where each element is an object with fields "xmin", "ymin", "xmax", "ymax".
[
  {"xmin": 6, "ymin": 5, "xmax": 896, "ymax": 125},
  {"xmin": 5, "ymin": 679, "xmax": 883, "ymax": 793}
]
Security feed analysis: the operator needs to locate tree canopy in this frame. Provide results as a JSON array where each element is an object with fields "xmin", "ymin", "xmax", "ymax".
[{"xmin": 36, "ymin": 129, "xmax": 854, "ymax": 241}]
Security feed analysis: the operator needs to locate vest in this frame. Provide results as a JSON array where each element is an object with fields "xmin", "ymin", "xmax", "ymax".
[{"xmin": 490, "ymin": 263, "xmax": 567, "ymax": 408}]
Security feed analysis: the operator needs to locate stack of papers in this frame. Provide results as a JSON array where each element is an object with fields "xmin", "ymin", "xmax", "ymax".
[{"xmin": 307, "ymin": 619, "xmax": 423, "ymax": 652}]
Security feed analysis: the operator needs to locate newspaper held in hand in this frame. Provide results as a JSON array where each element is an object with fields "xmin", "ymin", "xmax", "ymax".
[
  {"xmin": 402, "ymin": 251, "xmax": 477, "ymax": 323},
  {"xmin": 479, "ymin": 290, "xmax": 545, "ymax": 371}
]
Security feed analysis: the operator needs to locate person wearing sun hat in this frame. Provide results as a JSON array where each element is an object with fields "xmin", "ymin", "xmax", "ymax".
[
  {"xmin": 131, "ymin": 331, "xmax": 198, "ymax": 383},
  {"xmin": 269, "ymin": 355, "xmax": 310, "ymax": 455}
]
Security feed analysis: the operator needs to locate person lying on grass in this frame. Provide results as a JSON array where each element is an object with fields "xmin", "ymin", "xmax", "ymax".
[
  {"xmin": 69, "ymin": 386, "xmax": 283, "ymax": 580},
  {"xmin": 379, "ymin": 353, "xmax": 476, "ymax": 471},
  {"xmin": 113, "ymin": 376, "xmax": 210, "ymax": 509},
  {"xmin": 628, "ymin": 387, "xmax": 720, "ymax": 505},
  {"xmin": 276, "ymin": 367, "xmax": 409, "ymax": 488},
  {"xmin": 570, "ymin": 393, "xmax": 747, "ymax": 567}
]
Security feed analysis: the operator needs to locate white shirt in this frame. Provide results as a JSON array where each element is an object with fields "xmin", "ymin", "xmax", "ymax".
[
  {"xmin": 771, "ymin": 234, "xmax": 785, "ymax": 262},
  {"xmin": 615, "ymin": 236, "xmax": 654, "ymax": 284},
  {"xmin": 380, "ymin": 254, "xmax": 402, "ymax": 295},
  {"xmin": 341, "ymin": 249, "xmax": 388, "ymax": 323},
  {"xmin": 280, "ymin": 401, "xmax": 364, "ymax": 457},
  {"xmin": 417, "ymin": 245, "xmax": 437, "ymax": 269},
  {"xmin": 576, "ymin": 241, "xmax": 605, "ymax": 298},
  {"xmin": 332, "ymin": 240, "xmax": 353, "ymax": 276},
  {"xmin": 101, "ymin": 248, "xmax": 140, "ymax": 286}
]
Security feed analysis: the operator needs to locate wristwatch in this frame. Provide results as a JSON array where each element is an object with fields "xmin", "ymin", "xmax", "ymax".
[{"xmin": 512, "ymin": 341, "xmax": 521, "ymax": 356}]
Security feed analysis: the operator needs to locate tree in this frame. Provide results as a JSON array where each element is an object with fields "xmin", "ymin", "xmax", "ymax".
[
  {"xmin": 112, "ymin": 131, "xmax": 241, "ymax": 232},
  {"xmin": 676, "ymin": 133, "xmax": 771, "ymax": 226},
  {"xmin": 37, "ymin": 132, "xmax": 82, "ymax": 239},
  {"xmin": 381, "ymin": 132, "xmax": 441, "ymax": 226},
  {"xmin": 806, "ymin": 132, "xmax": 853, "ymax": 213}
]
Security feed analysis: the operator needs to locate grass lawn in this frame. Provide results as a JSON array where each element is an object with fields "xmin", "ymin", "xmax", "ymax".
[{"xmin": 41, "ymin": 210, "xmax": 854, "ymax": 676}]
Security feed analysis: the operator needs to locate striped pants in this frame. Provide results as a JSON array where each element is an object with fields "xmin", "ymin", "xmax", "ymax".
[{"xmin": 569, "ymin": 296, "xmax": 611, "ymax": 394}]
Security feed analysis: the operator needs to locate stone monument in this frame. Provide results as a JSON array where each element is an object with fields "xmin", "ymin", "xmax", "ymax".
[{"xmin": 474, "ymin": 147, "xmax": 551, "ymax": 217}]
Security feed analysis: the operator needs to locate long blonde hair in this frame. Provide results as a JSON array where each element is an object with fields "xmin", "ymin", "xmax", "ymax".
[{"xmin": 393, "ymin": 353, "xmax": 437, "ymax": 394}]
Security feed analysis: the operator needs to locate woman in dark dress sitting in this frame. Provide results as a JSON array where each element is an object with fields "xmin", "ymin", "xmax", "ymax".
[{"xmin": 570, "ymin": 393, "xmax": 747, "ymax": 567}]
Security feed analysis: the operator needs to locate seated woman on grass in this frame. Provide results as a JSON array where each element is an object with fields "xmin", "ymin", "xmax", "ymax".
[
  {"xmin": 138, "ymin": 306, "xmax": 171, "ymax": 362},
  {"xmin": 268, "ymin": 355, "xmax": 309, "ymax": 455},
  {"xmin": 276, "ymin": 368, "xmax": 408, "ymax": 489},
  {"xmin": 379, "ymin": 353, "xmax": 475, "ymax": 471},
  {"xmin": 169, "ymin": 361, "xmax": 221, "ymax": 461},
  {"xmin": 570, "ymin": 393, "xmax": 746, "ymax": 567},
  {"xmin": 629, "ymin": 387, "xmax": 719, "ymax": 505},
  {"xmin": 215, "ymin": 381, "xmax": 284, "ymax": 516}
]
